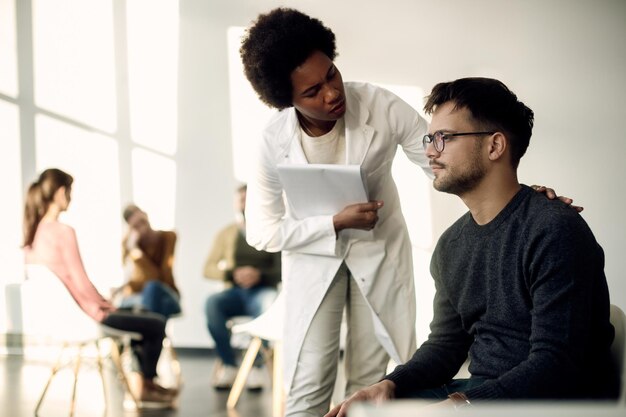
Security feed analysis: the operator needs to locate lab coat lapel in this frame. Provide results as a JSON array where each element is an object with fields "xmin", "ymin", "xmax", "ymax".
[
  {"xmin": 345, "ymin": 89, "xmax": 375, "ymax": 165},
  {"xmin": 281, "ymin": 109, "xmax": 308, "ymax": 164},
  {"xmin": 281, "ymin": 89, "xmax": 375, "ymax": 165}
]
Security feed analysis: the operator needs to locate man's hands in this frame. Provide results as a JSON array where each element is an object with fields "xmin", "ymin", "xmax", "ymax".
[
  {"xmin": 125, "ymin": 229, "xmax": 140, "ymax": 250},
  {"xmin": 531, "ymin": 185, "xmax": 583, "ymax": 212},
  {"xmin": 324, "ymin": 380, "xmax": 396, "ymax": 417},
  {"xmin": 333, "ymin": 201, "xmax": 384, "ymax": 233},
  {"xmin": 233, "ymin": 266, "xmax": 262, "ymax": 289}
]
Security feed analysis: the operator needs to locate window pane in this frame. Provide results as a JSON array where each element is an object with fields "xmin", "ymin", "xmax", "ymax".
[
  {"xmin": 127, "ymin": 0, "xmax": 179, "ymax": 155},
  {"xmin": 131, "ymin": 148, "xmax": 176, "ymax": 231},
  {"xmin": 227, "ymin": 26, "xmax": 273, "ymax": 182},
  {"xmin": 0, "ymin": 101, "xmax": 23, "ymax": 335},
  {"xmin": 35, "ymin": 114, "xmax": 123, "ymax": 291},
  {"xmin": 0, "ymin": 101, "xmax": 22, "ymax": 286},
  {"xmin": 0, "ymin": 0, "xmax": 18, "ymax": 97},
  {"xmin": 32, "ymin": 0, "xmax": 116, "ymax": 132}
]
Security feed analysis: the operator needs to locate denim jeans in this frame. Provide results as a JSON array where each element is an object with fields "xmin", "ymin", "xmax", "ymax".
[
  {"xmin": 120, "ymin": 280, "xmax": 181, "ymax": 319},
  {"xmin": 204, "ymin": 285, "xmax": 277, "ymax": 366}
]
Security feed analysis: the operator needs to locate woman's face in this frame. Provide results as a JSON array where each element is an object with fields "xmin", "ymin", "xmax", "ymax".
[
  {"xmin": 290, "ymin": 50, "xmax": 346, "ymax": 124},
  {"xmin": 54, "ymin": 186, "xmax": 71, "ymax": 211}
]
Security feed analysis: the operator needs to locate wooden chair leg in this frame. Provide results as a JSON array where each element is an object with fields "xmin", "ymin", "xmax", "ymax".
[
  {"xmin": 272, "ymin": 341, "xmax": 284, "ymax": 417},
  {"xmin": 227, "ymin": 337, "xmax": 263, "ymax": 409}
]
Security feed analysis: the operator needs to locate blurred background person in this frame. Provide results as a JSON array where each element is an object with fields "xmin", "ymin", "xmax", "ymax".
[
  {"xmin": 119, "ymin": 204, "xmax": 181, "ymax": 319},
  {"xmin": 203, "ymin": 185, "xmax": 281, "ymax": 390},
  {"xmin": 23, "ymin": 168, "xmax": 175, "ymax": 407}
]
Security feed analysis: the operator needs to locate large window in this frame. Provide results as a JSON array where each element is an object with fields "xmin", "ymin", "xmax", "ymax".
[
  {"xmin": 33, "ymin": 0, "xmax": 117, "ymax": 132},
  {"xmin": 0, "ymin": 0, "xmax": 179, "ymax": 308},
  {"xmin": 0, "ymin": 0, "xmax": 22, "ymax": 336}
]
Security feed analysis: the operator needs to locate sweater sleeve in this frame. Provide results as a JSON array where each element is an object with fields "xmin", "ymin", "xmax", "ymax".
[
  {"xmin": 158, "ymin": 231, "xmax": 178, "ymax": 293},
  {"xmin": 385, "ymin": 244, "xmax": 472, "ymax": 396}
]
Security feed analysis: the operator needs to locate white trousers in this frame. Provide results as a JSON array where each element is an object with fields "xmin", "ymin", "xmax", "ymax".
[{"xmin": 285, "ymin": 263, "xmax": 390, "ymax": 417}]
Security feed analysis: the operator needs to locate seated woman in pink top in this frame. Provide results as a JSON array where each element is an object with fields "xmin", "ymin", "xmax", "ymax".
[{"xmin": 23, "ymin": 168, "xmax": 175, "ymax": 407}]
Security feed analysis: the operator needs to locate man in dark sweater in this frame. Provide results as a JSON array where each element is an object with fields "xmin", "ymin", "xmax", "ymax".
[{"xmin": 327, "ymin": 78, "xmax": 617, "ymax": 416}]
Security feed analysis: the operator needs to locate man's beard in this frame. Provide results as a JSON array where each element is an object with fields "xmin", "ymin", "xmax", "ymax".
[{"xmin": 433, "ymin": 146, "xmax": 486, "ymax": 195}]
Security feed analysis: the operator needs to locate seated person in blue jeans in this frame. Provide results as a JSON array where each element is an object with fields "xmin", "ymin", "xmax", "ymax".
[
  {"xmin": 327, "ymin": 78, "xmax": 618, "ymax": 417},
  {"xmin": 204, "ymin": 185, "xmax": 281, "ymax": 390},
  {"xmin": 118, "ymin": 204, "xmax": 182, "ymax": 319}
]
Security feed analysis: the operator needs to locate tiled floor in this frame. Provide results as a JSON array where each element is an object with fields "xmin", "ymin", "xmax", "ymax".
[{"xmin": 0, "ymin": 348, "xmax": 273, "ymax": 417}]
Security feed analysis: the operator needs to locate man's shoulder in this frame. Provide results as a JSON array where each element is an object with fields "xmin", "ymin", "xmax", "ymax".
[
  {"xmin": 521, "ymin": 187, "xmax": 588, "ymax": 231},
  {"xmin": 216, "ymin": 223, "xmax": 240, "ymax": 239},
  {"xmin": 442, "ymin": 212, "xmax": 472, "ymax": 238},
  {"xmin": 160, "ymin": 230, "xmax": 177, "ymax": 244}
]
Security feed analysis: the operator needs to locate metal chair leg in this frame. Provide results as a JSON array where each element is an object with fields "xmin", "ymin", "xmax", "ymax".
[
  {"xmin": 35, "ymin": 343, "xmax": 68, "ymax": 416},
  {"xmin": 162, "ymin": 336, "xmax": 182, "ymax": 389},
  {"xmin": 68, "ymin": 344, "xmax": 84, "ymax": 417},
  {"xmin": 109, "ymin": 338, "xmax": 140, "ymax": 408},
  {"xmin": 95, "ymin": 339, "xmax": 108, "ymax": 417}
]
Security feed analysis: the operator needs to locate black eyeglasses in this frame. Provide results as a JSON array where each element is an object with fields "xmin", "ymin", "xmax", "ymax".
[{"xmin": 422, "ymin": 131, "xmax": 495, "ymax": 153}]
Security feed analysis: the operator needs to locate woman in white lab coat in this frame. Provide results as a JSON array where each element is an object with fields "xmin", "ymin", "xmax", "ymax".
[{"xmin": 240, "ymin": 9, "xmax": 431, "ymax": 416}]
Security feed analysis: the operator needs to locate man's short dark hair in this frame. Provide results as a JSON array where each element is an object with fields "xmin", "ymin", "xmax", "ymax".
[
  {"xmin": 424, "ymin": 77, "xmax": 534, "ymax": 168},
  {"xmin": 240, "ymin": 8, "xmax": 337, "ymax": 110}
]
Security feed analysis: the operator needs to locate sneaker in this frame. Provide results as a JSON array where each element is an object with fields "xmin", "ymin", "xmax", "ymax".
[
  {"xmin": 212, "ymin": 365, "xmax": 238, "ymax": 390},
  {"xmin": 246, "ymin": 367, "xmax": 265, "ymax": 391}
]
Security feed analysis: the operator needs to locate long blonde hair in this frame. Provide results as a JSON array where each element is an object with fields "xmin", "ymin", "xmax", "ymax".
[{"xmin": 23, "ymin": 168, "xmax": 73, "ymax": 247}]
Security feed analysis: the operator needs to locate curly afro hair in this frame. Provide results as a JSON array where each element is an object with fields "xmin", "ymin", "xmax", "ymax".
[{"xmin": 240, "ymin": 8, "xmax": 337, "ymax": 110}]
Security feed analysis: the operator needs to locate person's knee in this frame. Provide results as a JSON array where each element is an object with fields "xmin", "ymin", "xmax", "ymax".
[
  {"xmin": 142, "ymin": 280, "xmax": 163, "ymax": 299},
  {"xmin": 250, "ymin": 288, "xmax": 277, "ymax": 316},
  {"xmin": 204, "ymin": 294, "xmax": 218, "ymax": 318},
  {"xmin": 205, "ymin": 292, "xmax": 230, "ymax": 323}
]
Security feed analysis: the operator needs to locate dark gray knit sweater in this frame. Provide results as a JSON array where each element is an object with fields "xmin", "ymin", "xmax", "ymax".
[{"xmin": 386, "ymin": 185, "xmax": 617, "ymax": 400}]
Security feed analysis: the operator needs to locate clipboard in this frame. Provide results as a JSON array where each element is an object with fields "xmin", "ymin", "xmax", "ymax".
[{"xmin": 276, "ymin": 163, "xmax": 369, "ymax": 219}]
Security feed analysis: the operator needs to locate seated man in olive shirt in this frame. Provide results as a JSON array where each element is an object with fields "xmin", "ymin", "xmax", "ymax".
[{"xmin": 203, "ymin": 185, "xmax": 281, "ymax": 390}]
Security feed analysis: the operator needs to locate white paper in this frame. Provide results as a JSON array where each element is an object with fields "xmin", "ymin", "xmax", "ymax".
[{"xmin": 276, "ymin": 163, "xmax": 369, "ymax": 219}]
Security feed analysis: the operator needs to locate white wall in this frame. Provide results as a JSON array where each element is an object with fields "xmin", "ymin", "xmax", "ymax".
[
  {"xmin": 3, "ymin": 0, "xmax": 625, "ymax": 347},
  {"xmin": 171, "ymin": 0, "xmax": 626, "ymax": 346}
]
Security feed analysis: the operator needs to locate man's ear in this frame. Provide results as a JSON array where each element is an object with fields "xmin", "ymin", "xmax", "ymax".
[{"xmin": 487, "ymin": 132, "xmax": 507, "ymax": 161}]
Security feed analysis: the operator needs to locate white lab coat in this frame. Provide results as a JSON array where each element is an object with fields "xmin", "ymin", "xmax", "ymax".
[{"xmin": 245, "ymin": 82, "xmax": 432, "ymax": 392}]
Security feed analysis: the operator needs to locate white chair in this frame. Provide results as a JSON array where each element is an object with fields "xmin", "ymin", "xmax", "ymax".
[
  {"xmin": 227, "ymin": 290, "xmax": 285, "ymax": 417},
  {"xmin": 21, "ymin": 264, "xmax": 143, "ymax": 416},
  {"xmin": 609, "ymin": 304, "xmax": 626, "ymax": 405}
]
